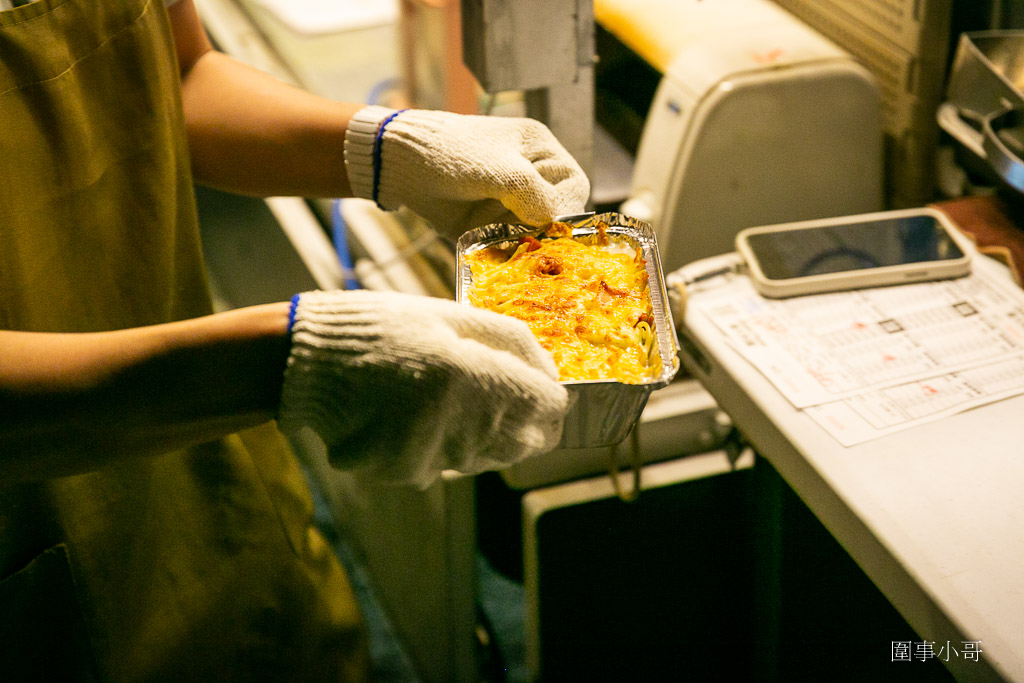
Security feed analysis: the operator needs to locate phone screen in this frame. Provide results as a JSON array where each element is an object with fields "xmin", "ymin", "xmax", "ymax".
[{"xmin": 744, "ymin": 214, "xmax": 966, "ymax": 281}]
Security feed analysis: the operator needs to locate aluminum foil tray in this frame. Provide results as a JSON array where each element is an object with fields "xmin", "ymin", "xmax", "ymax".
[{"xmin": 456, "ymin": 212, "xmax": 680, "ymax": 449}]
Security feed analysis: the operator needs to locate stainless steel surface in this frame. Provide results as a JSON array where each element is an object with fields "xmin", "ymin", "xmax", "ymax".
[
  {"xmin": 983, "ymin": 105, "xmax": 1024, "ymax": 193},
  {"xmin": 943, "ymin": 31, "xmax": 1024, "ymax": 196},
  {"xmin": 456, "ymin": 212, "xmax": 680, "ymax": 449},
  {"xmin": 946, "ymin": 31, "xmax": 1024, "ymax": 122}
]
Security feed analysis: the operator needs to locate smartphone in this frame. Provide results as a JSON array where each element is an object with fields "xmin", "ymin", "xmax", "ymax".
[{"xmin": 735, "ymin": 208, "xmax": 973, "ymax": 298}]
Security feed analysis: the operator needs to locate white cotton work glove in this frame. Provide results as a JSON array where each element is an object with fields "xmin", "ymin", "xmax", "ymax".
[
  {"xmin": 277, "ymin": 290, "xmax": 570, "ymax": 489},
  {"xmin": 344, "ymin": 106, "xmax": 590, "ymax": 238}
]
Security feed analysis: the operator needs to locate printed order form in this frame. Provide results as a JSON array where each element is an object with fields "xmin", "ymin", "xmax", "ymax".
[{"xmin": 685, "ymin": 260, "xmax": 1024, "ymax": 446}]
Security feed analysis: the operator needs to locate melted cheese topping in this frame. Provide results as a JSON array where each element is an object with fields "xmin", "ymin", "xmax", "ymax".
[{"xmin": 465, "ymin": 222, "xmax": 657, "ymax": 383}]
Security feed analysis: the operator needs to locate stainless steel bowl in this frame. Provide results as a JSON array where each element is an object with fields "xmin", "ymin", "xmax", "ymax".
[{"xmin": 456, "ymin": 212, "xmax": 680, "ymax": 449}]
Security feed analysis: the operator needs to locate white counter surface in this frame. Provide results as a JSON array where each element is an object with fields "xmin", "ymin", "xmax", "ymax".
[{"xmin": 679, "ymin": 251, "xmax": 1024, "ymax": 682}]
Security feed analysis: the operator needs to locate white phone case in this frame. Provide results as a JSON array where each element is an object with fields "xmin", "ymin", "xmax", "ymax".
[{"xmin": 735, "ymin": 208, "xmax": 973, "ymax": 298}]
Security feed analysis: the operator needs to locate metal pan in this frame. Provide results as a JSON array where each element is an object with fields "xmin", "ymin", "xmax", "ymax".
[
  {"xmin": 456, "ymin": 212, "xmax": 680, "ymax": 449},
  {"xmin": 941, "ymin": 31, "xmax": 1024, "ymax": 196},
  {"xmin": 946, "ymin": 31, "xmax": 1024, "ymax": 121},
  {"xmin": 983, "ymin": 104, "xmax": 1024, "ymax": 194}
]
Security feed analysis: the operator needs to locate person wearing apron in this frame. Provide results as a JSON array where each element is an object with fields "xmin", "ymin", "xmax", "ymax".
[{"xmin": 0, "ymin": 0, "xmax": 587, "ymax": 680}]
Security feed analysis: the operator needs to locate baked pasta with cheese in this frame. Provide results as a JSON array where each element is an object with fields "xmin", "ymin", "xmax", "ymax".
[{"xmin": 464, "ymin": 221, "xmax": 657, "ymax": 383}]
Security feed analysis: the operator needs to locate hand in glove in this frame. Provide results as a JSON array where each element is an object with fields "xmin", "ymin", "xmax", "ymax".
[
  {"xmin": 277, "ymin": 290, "xmax": 569, "ymax": 488},
  {"xmin": 344, "ymin": 106, "xmax": 590, "ymax": 238}
]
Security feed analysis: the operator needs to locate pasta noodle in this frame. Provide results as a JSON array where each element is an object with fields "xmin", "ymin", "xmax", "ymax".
[{"xmin": 465, "ymin": 221, "xmax": 657, "ymax": 383}]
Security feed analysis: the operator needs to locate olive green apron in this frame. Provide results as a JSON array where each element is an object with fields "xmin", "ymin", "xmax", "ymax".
[{"xmin": 0, "ymin": 1, "xmax": 368, "ymax": 680}]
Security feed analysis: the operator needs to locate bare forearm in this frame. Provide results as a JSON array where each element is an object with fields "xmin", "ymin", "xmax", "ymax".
[
  {"xmin": 180, "ymin": 48, "xmax": 360, "ymax": 198},
  {"xmin": 0, "ymin": 303, "xmax": 292, "ymax": 480}
]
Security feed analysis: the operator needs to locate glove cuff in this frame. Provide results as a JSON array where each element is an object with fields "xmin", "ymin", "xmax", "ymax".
[
  {"xmin": 278, "ymin": 291, "xmax": 378, "ymax": 445},
  {"xmin": 344, "ymin": 105, "xmax": 397, "ymax": 201}
]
